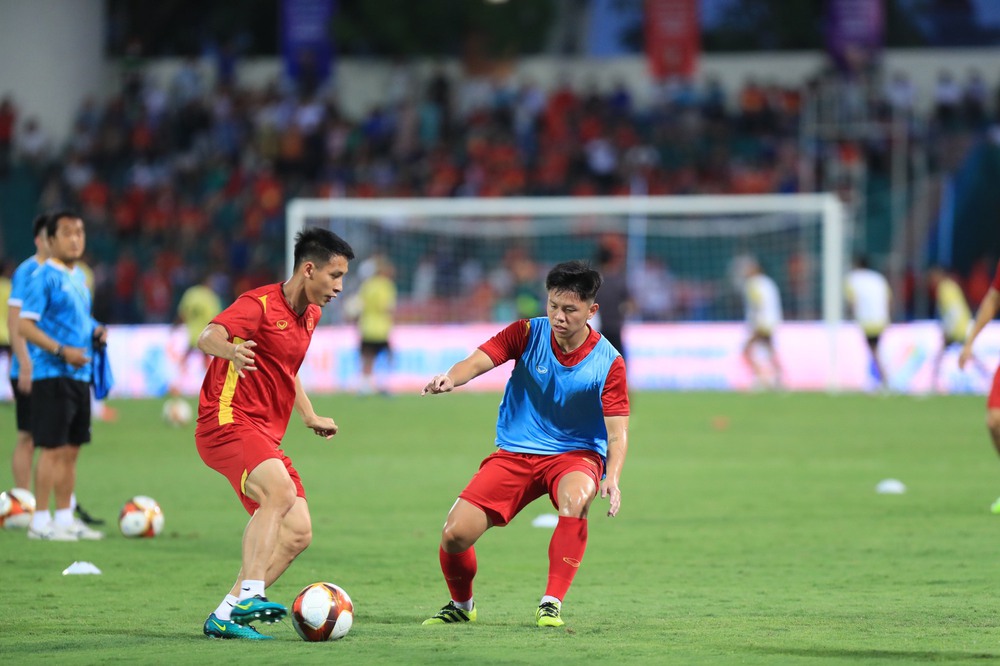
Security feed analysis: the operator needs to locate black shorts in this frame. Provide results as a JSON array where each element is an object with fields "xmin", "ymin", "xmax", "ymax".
[
  {"xmin": 30, "ymin": 377, "xmax": 91, "ymax": 448},
  {"xmin": 9, "ymin": 376, "xmax": 31, "ymax": 433},
  {"xmin": 360, "ymin": 340, "xmax": 390, "ymax": 356}
]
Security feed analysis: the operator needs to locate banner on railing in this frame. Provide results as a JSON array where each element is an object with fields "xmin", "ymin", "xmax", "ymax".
[{"xmin": 0, "ymin": 322, "xmax": 993, "ymax": 400}]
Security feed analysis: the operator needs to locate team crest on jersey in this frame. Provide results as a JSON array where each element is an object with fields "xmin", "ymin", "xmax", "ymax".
[
  {"xmin": 536, "ymin": 364, "xmax": 548, "ymax": 374},
  {"xmin": 276, "ymin": 320, "xmax": 288, "ymax": 330},
  {"xmin": 306, "ymin": 315, "xmax": 315, "ymax": 331}
]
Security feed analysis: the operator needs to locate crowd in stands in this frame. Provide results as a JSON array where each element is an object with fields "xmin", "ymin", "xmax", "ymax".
[{"xmin": 0, "ymin": 60, "xmax": 996, "ymax": 324}]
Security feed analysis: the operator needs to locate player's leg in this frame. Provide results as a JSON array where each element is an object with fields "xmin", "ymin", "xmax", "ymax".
[
  {"xmin": 27, "ymin": 379, "xmax": 76, "ymax": 540},
  {"xmin": 11, "ymin": 378, "xmax": 34, "ymax": 489},
  {"xmin": 228, "ymin": 457, "xmax": 297, "ymax": 625},
  {"xmin": 422, "ymin": 498, "xmax": 490, "ymax": 625},
  {"xmin": 985, "ymin": 367, "xmax": 1000, "ymax": 513},
  {"xmin": 537, "ymin": 460, "xmax": 600, "ymax": 628},
  {"xmin": 59, "ymin": 382, "xmax": 103, "ymax": 539},
  {"xmin": 868, "ymin": 335, "xmax": 888, "ymax": 388},
  {"xmin": 762, "ymin": 335, "xmax": 783, "ymax": 388},
  {"xmin": 742, "ymin": 335, "xmax": 761, "ymax": 382}
]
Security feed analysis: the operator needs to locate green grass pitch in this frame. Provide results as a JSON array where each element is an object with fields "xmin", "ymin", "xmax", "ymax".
[{"xmin": 2, "ymin": 391, "xmax": 1000, "ymax": 664}]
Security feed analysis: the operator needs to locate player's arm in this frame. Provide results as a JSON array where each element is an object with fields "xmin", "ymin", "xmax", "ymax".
[
  {"xmin": 960, "ymin": 287, "xmax": 1000, "ymax": 369},
  {"xmin": 7, "ymin": 303, "xmax": 32, "ymax": 392},
  {"xmin": 293, "ymin": 374, "xmax": 338, "ymax": 439},
  {"xmin": 601, "ymin": 415, "xmax": 628, "ymax": 518},
  {"xmin": 197, "ymin": 322, "xmax": 257, "ymax": 377},
  {"xmin": 18, "ymin": 317, "xmax": 88, "ymax": 368},
  {"xmin": 421, "ymin": 349, "xmax": 496, "ymax": 395}
]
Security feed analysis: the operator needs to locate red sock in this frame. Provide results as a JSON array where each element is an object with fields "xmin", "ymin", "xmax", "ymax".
[
  {"xmin": 545, "ymin": 516, "xmax": 588, "ymax": 601},
  {"xmin": 439, "ymin": 545, "xmax": 476, "ymax": 603}
]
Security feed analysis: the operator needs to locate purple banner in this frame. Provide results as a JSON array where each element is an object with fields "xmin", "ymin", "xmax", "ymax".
[
  {"xmin": 280, "ymin": 0, "xmax": 335, "ymax": 90},
  {"xmin": 826, "ymin": 0, "xmax": 884, "ymax": 72}
]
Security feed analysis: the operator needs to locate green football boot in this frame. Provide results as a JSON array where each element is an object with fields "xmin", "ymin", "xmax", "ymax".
[
  {"xmin": 229, "ymin": 595, "xmax": 287, "ymax": 625},
  {"xmin": 422, "ymin": 601, "xmax": 477, "ymax": 625},
  {"xmin": 536, "ymin": 601, "xmax": 565, "ymax": 628},
  {"xmin": 203, "ymin": 613, "xmax": 273, "ymax": 640}
]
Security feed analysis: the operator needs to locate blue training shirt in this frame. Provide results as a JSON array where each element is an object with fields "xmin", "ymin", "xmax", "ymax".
[
  {"xmin": 7, "ymin": 255, "xmax": 40, "ymax": 380},
  {"xmin": 19, "ymin": 259, "xmax": 99, "ymax": 382},
  {"xmin": 495, "ymin": 316, "xmax": 620, "ymax": 459}
]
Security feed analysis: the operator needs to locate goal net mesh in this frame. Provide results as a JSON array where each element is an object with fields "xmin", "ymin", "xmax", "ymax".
[{"xmin": 289, "ymin": 198, "xmax": 832, "ymax": 326}]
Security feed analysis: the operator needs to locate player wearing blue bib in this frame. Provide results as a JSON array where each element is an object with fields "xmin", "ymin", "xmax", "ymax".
[
  {"xmin": 18, "ymin": 211, "xmax": 107, "ymax": 541},
  {"xmin": 421, "ymin": 260, "xmax": 630, "ymax": 628},
  {"xmin": 6, "ymin": 214, "xmax": 48, "ymax": 492}
]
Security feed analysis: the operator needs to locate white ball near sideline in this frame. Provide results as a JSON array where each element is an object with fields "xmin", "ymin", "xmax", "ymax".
[{"xmin": 162, "ymin": 397, "xmax": 193, "ymax": 427}]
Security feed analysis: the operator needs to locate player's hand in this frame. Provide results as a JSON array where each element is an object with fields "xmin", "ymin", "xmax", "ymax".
[
  {"xmin": 63, "ymin": 346, "xmax": 90, "ymax": 368},
  {"xmin": 304, "ymin": 414, "xmax": 338, "ymax": 439},
  {"xmin": 232, "ymin": 340, "xmax": 257, "ymax": 377},
  {"xmin": 600, "ymin": 479, "xmax": 622, "ymax": 517},
  {"xmin": 959, "ymin": 345, "xmax": 972, "ymax": 369},
  {"xmin": 17, "ymin": 366, "xmax": 31, "ymax": 394},
  {"xmin": 421, "ymin": 374, "xmax": 454, "ymax": 395}
]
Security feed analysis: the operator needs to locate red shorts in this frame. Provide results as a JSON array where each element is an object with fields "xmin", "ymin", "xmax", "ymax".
[
  {"xmin": 459, "ymin": 449, "xmax": 604, "ymax": 527},
  {"xmin": 196, "ymin": 424, "xmax": 305, "ymax": 515},
  {"xmin": 989, "ymin": 365, "xmax": 1000, "ymax": 409}
]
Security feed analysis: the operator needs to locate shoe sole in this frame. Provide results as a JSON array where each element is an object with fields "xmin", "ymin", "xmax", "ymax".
[
  {"xmin": 27, "ymin": 533, "xmax": 78, "ymax": 542},
  {"xmin": 230, "ymin": 609, "xmax": 287, "ymax": 625}
]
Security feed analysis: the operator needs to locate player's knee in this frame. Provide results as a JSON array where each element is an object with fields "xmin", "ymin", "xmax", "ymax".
[
  {"xmin": 258, "ymin": 480, "xmax": 298, "ymax": 513},
  {"xmin": 440, "ymin": 523, "xmax": 473, "ymax": 552}
]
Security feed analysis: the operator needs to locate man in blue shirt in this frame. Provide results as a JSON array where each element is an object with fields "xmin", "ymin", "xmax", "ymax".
[
  {"xmin": 421, "ymin": 261, "xmax": 630, "ymax": 628},
  {"xmin": 7, "ymin": 214, "xmax": 48, "ymax": 493},
  {"xmin": 18, "ymin": 211, "xmax": 106, "ymax": 541}
]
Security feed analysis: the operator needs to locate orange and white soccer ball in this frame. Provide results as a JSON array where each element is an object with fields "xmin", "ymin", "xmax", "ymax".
[
  {"xmin": 291, "ymin": 582, "xmax": 354, "ymax": 641},
  {"xmin": 119, "ymin": 495, "xmax": 165, "ymax": 538},
  {"xmin": 161, "ymin": 397, "xmax": 193, "ymax": 427},
  {"xmin": 0, "ymin": 487, "xmax": 36, "ymax": 529}
]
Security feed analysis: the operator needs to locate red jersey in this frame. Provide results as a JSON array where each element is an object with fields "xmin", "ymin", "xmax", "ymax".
[
  {"xmin": 479, "ymin": 319, "xmax": 630, "ymax": 416},
  {"xmin": 992, "ymin": 260, "xmax": 1000, "ymax": 292},
  {"xmin": 197, "ymin": 283, "xmax": 320, "ymax": 440}
]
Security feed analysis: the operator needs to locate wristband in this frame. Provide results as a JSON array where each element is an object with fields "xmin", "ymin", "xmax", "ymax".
[{"xmin": 54, "ymin": 345, "xmax": 64, "ymax": 360}]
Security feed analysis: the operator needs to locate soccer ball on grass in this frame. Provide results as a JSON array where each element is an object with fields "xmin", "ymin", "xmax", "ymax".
[
  {"xmin": 291, "ymin": 582, "xmax": 354, "ymax": 641},
  {"xmin": 119, "ymin": 495, "xmax": 165, "ymax": 537},
  {"xmin": 0, "ymin": 487, "xmax": 36, "ymax": 529},
  {"xmin": 162, "ymin": 397, "xmax": 193, "ymax": 427}
]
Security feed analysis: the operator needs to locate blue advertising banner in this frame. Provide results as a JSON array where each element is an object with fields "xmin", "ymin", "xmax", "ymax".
[
  {"xmin": 825, "ymin": 0, "xmax": 884, "ymax": 71},
  {"xmin": 280, "ymin": 0, "xmax": 335, "ymax": 89}
]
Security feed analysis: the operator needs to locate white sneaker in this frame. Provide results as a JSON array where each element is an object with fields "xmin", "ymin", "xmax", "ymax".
[
  {"xmin": 28, "ymin": 523, "xmax": 79, "ymax": 541},
  {"xmin": 68, "ymin": 520, "xmax": 105, "ymax": 540}
]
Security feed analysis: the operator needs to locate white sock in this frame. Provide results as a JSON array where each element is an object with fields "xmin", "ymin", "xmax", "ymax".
[
  {"xmin": 452, "ymin": 598, "xmax": 474, "ymax": 611},
  {"xmin": 70, "ymin": 493, "xmax": 77, "ymax": 510},
  {"xmin": 238, "ymin": 579, "xmax": 266, "ymax": 600},
  {"xmin": 54, "ymin": 508, "xmax": 75, "ymax": 527},
  {"xmin": 214, "ymin": 594, "xmax": 239, "ymax": 621},
  {"xmin": 31, "ymin": 510, "xmax": 52, "ymax": 531},
  {"xmin": 540, "ymin": 595, "xmax": 561, "ymax": 607}
]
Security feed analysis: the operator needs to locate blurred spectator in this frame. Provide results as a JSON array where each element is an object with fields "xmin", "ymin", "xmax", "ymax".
[{"xmin": 0, "ymin": 95, "xmax": 15, "ymax": 176}]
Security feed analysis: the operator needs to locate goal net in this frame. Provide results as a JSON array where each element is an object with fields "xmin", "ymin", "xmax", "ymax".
[{"xmin": 286, "ymin": 195, "xmax": 847, "ymax": 327}]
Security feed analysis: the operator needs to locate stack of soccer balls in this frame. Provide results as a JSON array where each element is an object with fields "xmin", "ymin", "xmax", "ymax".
[
  {"xmin": 0, "ymin": 488, "xmax": 36, "ymax": 529},
  {"xmin": 118, "ymin": 495, "xmax": 165, "ymax": 537},
  {"xmin": 291, "ymin": 582, "xmax": 354, "ymax": 641}
]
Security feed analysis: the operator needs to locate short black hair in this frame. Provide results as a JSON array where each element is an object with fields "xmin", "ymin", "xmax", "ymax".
[
  {"xmin": 545, "ymin": 260, "xmax": 602, "ymax": 302},
  {"xmin": 32, "ymin": 213, "xmax": 49, "ymax": 238},
  {"xmin": 44, "ymin": 209, "xmax": 82, "ymax": 237},
  {"xmin": 293, "ymin": 227, "xmax": 355, "ymax": 269}
]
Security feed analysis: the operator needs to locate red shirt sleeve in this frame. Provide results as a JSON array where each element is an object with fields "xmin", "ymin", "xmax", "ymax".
[
  {"xmin": 211, "ymin": 294, "xmax": 265, "ymax": 341},
  {"xmin": 992, "ymin": 260, "xmax": 1000, "ymax": 292},
  {"xmin": 602, "ymin": 356, "xmax": 630, "ymax": 416},
  {"xmin": 478, "ymin": 319, "xmax": 530, "ymax": 366}
]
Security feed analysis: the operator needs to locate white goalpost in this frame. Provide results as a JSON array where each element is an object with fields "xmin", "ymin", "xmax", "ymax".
[{"xmin": 286, "ymin": 194, "xmax": 848, "ymax": 391}]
